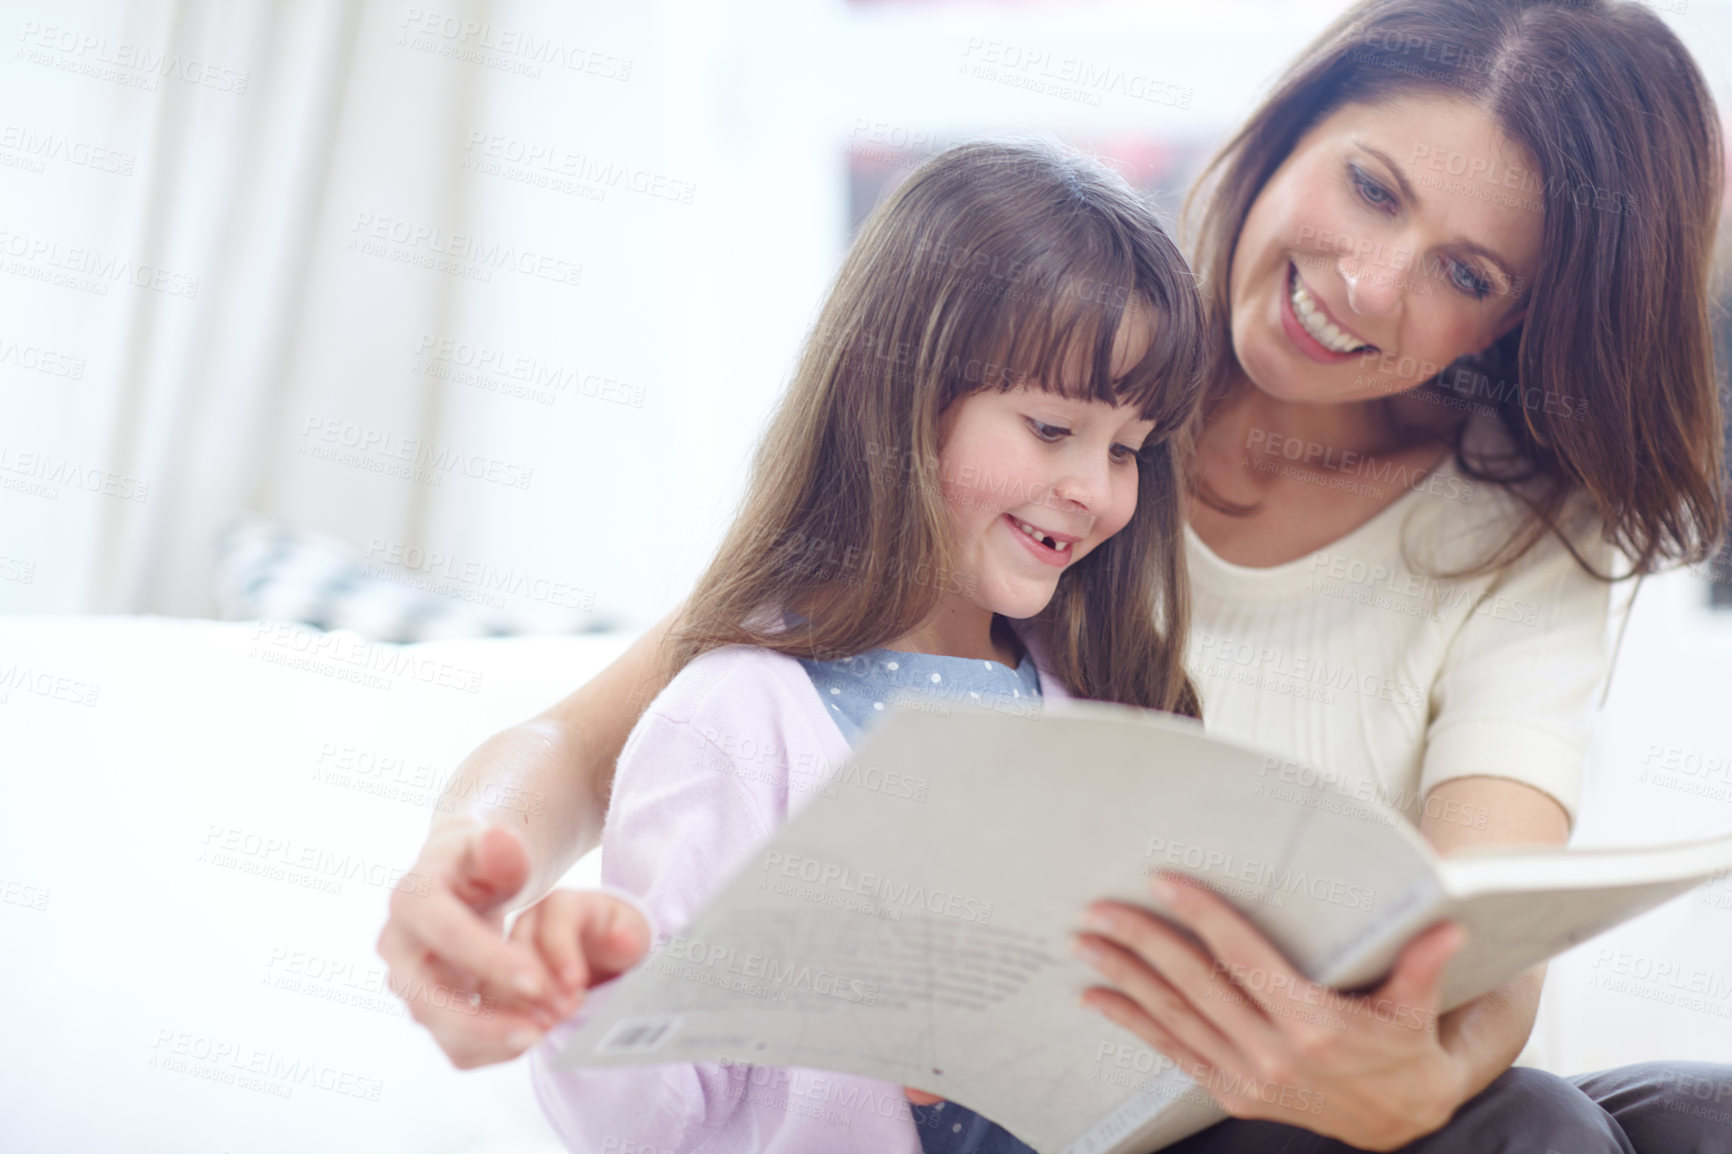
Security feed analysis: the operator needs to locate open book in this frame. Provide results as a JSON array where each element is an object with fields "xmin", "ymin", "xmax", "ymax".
[{"xmin": 550, "ymin": 702, "xmax": 1732, "ymax": 1153}]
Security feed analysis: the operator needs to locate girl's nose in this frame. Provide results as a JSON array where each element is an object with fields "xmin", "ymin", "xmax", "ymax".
[{"xmin": 1050, "ymin": 465, "xmax": 1105, "ymax": 516}]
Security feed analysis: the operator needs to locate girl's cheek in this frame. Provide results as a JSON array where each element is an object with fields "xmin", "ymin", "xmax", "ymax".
[{"xmin": 1101, "ymin": 485, "xmax": 1138, "ymax": 542}]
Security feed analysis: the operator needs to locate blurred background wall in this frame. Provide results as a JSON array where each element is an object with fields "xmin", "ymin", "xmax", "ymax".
[{"xmin": 0, "ymin": 0, "xmax": 1728, "ymax": 636}]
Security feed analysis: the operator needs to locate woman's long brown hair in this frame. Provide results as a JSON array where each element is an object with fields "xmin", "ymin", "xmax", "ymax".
[
  {"xmin": 1183, "ymin": 0, "xmax": 1727, "ymax": 578},
  {"xmin": 667, "ymin": 139, "xmax": 1208, "ymax": 716}
]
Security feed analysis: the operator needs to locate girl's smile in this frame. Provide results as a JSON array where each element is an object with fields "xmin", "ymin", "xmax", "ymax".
[
  {"xmin": 921, "ymin": 299, "xmax": 1162, "ymax": 648},
  {"xmin": 1002, "ymin": 512, "xmax": 1080, "ymax": 566}
]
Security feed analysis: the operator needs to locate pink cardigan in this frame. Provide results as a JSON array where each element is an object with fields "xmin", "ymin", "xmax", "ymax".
[{"xmin": 530, "ymin": 633, "xmax": 1072, "ymax": 1154}]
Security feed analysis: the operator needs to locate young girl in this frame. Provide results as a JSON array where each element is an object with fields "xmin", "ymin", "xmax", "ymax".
[{"xmin": 519, "ymin": 138, "xmax": 1208, "ymax": 1152}]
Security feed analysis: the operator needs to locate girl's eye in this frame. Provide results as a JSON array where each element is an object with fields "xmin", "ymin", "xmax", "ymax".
[
  {"xmin": 1446, "ymin": 258, "xmax": 1493, "ymax": 300},
  {"xmin": 1027, "ymin": 419, "xmax": 1070, "ymax": 442},
  {"xmin": 1349, "ymin": 165, "xmax": 1396, "ymax": 212},
  {"xmin": 1109, "ymin": 443, "xmax": 1139, "ymax": 464}
]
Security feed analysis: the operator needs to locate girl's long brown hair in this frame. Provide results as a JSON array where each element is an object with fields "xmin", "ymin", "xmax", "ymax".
[
  {"xmin": 1184, "ymin": 0, "xmax": 1727, "ymax": 577},
  {"xmin": 668, "ymin": 139, "xmax": 1208, "ymax": 716}
]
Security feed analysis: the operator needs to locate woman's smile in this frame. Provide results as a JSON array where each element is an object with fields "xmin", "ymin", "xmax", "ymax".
[{"xmin": 1282, "ymin": 261, "xmax": 1376, "ymax": 362}]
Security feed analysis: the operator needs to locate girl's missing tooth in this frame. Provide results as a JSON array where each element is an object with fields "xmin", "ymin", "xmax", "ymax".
[{"xmin": 524, "ymin": 138, "xmax": 1208, "ymax": 1153}]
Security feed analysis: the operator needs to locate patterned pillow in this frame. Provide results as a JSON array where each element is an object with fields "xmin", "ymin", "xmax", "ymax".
[{"xmin": 212, "ymin": 518, "xmax": 609, "ymax": 642}]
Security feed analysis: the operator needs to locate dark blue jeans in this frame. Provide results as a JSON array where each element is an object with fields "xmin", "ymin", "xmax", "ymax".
[{"xmin": 912, "ymin": 1062, "xmax": 1732, "ymax": 1153}]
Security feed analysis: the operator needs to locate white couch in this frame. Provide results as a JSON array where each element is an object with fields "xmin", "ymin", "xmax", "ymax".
[
  {"xmin": 0, "ymin": 617, "xmax": 625, "ymax": 1154},
  {"xmin": 2, "ymin": 579, "xmax": 1729, "ymax": 1152}
]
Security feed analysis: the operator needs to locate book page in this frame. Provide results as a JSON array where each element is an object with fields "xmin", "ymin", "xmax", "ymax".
[{"xmin": 552, "ymin": 703, "xmax": 1446, "ymax": 1153}]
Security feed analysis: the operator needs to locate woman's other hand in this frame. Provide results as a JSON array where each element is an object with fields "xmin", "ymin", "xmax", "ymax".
[{"xmin": 1073, "ymin": 872, "xmax": 1470, "ymax": 1152}]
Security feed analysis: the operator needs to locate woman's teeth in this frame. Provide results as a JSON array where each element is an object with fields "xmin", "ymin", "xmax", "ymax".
[
  {"xmin": 1290, "ymin": 268, "xmax": 1370, "ymax": 354},
  {"xmin": 1012, "ymin": 516, "xmax": 1069, "ymax": 552}
]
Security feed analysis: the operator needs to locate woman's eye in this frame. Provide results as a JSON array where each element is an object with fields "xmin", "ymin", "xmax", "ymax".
[
  {"xmin": 1109, "ymin": 444, "xmax": 1139, "ymax": 464},
  {"xmin": 1349, "ymin": 165, "xmax": 1396, "ymax": 212},
  {"xmin": 1447, "ymin": 259, "xmax": 1493, "ymax": 300},
  {"xmin": 1027, "ymin": 419, "xmax": 1070, "ymax": 442}
]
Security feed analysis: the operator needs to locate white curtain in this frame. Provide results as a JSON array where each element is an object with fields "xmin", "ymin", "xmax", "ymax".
[
  {"xmin": 0, "ymin": 0, "xmax": 380, "ymax": 616},
  {"xmin": 1, "ymin": 0, "xmax": 842, "ymax": 631}
]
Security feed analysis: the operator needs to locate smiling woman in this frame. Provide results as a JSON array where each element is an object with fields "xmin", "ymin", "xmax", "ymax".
[
  {"xmin": 1071, "ymin": 0, "xmax": 1729, "ymax": 1150},
  {"xmin": 1186, "ymin": 0, "xmax": 1724, "ymax": 581}
]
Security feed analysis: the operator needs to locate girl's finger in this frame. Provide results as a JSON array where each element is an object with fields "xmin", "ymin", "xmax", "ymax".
[
  {"xmin": 577, "ymin": 893, "xmax": 652, "ymax": 983},
  {"xmin": 390, "ymin": 880, "xmax": 554, "ymax": 1006},
  {"xmin": 534, "ymin": 896, "xmax": 590, "ymax": 998}
]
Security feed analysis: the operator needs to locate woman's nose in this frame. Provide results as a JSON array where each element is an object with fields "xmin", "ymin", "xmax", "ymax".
[{"xmin": 1338, "ymin": 256, "xmax": 1402, "ymax": 317}]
